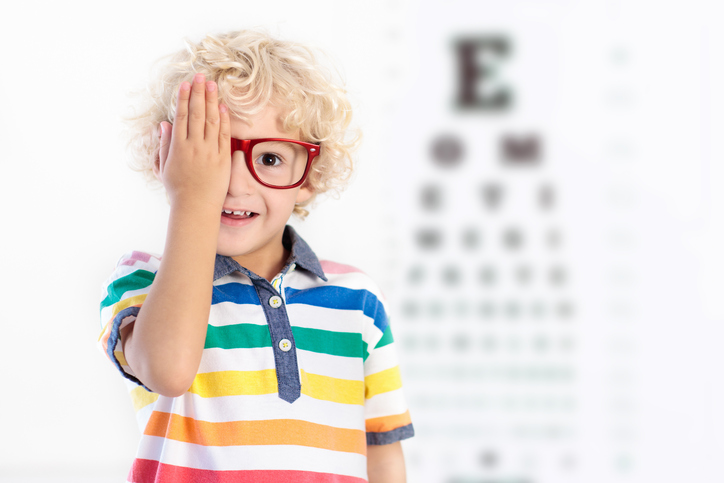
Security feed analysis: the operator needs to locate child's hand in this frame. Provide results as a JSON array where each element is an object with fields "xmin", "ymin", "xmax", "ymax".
[{"xmin": 156, "ymin": 73, "xmax": 231, "ymax": 213}]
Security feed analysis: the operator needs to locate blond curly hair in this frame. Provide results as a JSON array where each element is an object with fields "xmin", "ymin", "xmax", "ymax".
[{"xmin": 125, "ymin": 30, "xmax": 358, "ymax": 218}]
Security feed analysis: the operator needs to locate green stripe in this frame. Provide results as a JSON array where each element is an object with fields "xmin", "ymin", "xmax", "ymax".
[
  {"xmin": 205, "ymin": 324, "xmax": 272, "ymax": 349},
  {"xmin": 292, "ymin": 326, "xmax": 365, "ymax": 359},
  {"xmin": 374, "ymin": 325, "xmax": 394, "ymax": 349},
  {"xmin": 100, "ymin": 270, "xmax": 155, "ymax": 311},
  {"xmin": 204, "ymin": 324, "xmax": 365, "ymax": 359},
  {"xmin": 363, "ymin": 340, "xmax": 369, "ymax": 362}
]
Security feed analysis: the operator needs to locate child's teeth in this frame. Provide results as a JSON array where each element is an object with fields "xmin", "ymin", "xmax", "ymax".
[{"xmin": 222, "ymin": 209, "xmax": 254, "ymax": 216}]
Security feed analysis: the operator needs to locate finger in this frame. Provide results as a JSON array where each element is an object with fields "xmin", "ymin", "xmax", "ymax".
[
  {"xmin": 187, "ymin": 73, "xmax": 206, "ymax": 139},
  {"xmin": 218, "ymin": 104, "xmax": 231, "ymax": 156},
  {"xmin": 204, "ymin": 81, "xmax": 220, "ymax": 140},
  {"xmin": 157, "ymin": 121, "xmax": 173, "ymax": 177},
  {"xmin": 173, "ymin": 82, "xmax": 191, "ymax": 140}
]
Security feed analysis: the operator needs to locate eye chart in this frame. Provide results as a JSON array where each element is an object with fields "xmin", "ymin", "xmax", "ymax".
[{"xmin": 372, "ymin": 1, "xmax": 724, "ymax": 482}]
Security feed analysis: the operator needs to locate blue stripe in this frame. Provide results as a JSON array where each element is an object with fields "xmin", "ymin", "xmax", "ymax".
[
  {"xmin": 212, "ymin": 283, "xmax": 260, "ymax": 305},
  {"xmin": 284, "ymin": 286, "xmax": 389, "ymax": 333}
]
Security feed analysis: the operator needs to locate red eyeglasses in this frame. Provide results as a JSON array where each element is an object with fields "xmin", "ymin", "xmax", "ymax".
[{"xmin": 230, "ymin": 138, "xmax": 320, "ymax": 189}]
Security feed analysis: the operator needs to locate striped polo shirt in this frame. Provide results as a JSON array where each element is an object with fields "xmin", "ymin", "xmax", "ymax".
[{"xmin": 98, "ymin": 225, "xmax": 414, "ymax": 482}]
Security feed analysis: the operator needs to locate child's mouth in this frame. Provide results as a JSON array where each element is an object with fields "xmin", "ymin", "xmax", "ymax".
[{"xmin": 222, "ymin": 209, "xmax": 257, "ymax": 220}]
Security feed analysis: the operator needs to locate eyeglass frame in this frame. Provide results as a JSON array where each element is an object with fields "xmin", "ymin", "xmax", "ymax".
[{"xmin": 230, "ymin": 137, "xmax": 320, "ymax": 189}]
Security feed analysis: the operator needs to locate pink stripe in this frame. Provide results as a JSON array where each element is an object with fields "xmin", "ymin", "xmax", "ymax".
[
  {"xmin": 320, "ymin": 260, "xmax": 363, "ymax": 275},
  {"xmin": 129, "ymin": 458, "xmax": 366, "ymax": 483},
  {"xmin": 120, "ymin": 251, "xmax": 154, "ymax": 267}
]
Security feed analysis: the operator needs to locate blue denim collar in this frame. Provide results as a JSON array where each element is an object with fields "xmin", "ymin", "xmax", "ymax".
[{"xmin": 212, "ymin": 225, "xmax": 328, "ymax": 282}]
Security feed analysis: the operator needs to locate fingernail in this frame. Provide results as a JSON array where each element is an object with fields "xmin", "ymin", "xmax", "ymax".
[
  {"xmin": 180, "ymin": 82, "xmax": 191, "ymax": 91},
  {"xmin": 219, "ymin": 104, "xmax": 227, "ymax": 113},
  {"xmin": 206, "ymin": 81, "xmax": 217, "ymax": 92},
  {"xmin": 160, "ymin": 124, "xmax": 166, "ymax": 136},
  {"xmin": 194, "ymin": 73, "xmax": 205, "ymax": 84}
]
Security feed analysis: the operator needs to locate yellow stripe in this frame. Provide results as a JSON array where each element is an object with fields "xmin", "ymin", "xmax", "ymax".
[
  {"xmin": 97, "ymin": 294, "xmax": 148, "ymax": 341},
  {"xmin": 189, "ymin": 369, "xmax": 279, "ymax": 398},
  {"xmin": 365, "ymin": 366, "xmax": 403, "ymax": 399},
  {"xmin": 301, "ymin": 369, "xmax": 364, "ymax": 405},
  {"xmin": 186, "ymin": 369, "xmax": 364, "ymax": 404},
  {"xmin": 97, "ymin": 321, "xmax": 110, "ymax": 341},
  {"xmin": 130, "ymin": 385, "xmax": 159, "ymax": 412},
  {"xmin": 110, "ymin": 293, "xmax": 147, "ymax": 319},
  {"xmin": 114, "ymin": 350, "xmax": 128, "ymax": 366}
]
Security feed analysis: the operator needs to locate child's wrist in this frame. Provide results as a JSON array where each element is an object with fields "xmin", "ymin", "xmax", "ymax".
[{"xmin": 168, "ymin": 195, "xmax": 223, "ymax": 218}]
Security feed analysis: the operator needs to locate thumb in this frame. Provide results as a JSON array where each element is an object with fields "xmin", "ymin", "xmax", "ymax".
[{"xmin": 156, "ymin": 121, "xmax": 173, "ymax": 179}]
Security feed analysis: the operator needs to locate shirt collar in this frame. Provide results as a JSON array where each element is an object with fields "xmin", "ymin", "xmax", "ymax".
[{"xmin": 213, "ymin": 225, "xmax": 328, "ymax": 282}]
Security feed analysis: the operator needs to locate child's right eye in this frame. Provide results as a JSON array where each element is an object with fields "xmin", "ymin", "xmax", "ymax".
[{"xmin": 256, "ymin": 153, "xmax": 284, "ymax": 167}]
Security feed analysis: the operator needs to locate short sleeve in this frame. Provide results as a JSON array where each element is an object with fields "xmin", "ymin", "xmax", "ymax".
[
  {"xmin": 363, "ymin": 287, "xmax": 415, "ymax": 445},
  {"xmin": 98, "ymin": 251, "xmax": 160, "ymax": 388}
]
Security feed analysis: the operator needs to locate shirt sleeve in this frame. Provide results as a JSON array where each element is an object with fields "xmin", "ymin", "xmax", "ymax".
[
  {"xmin": 98, "ymin": 251, "xmax": 160, "ymax": 389},
  {"xmin": 363, "ymin": 285, "xmax": 415, "ymax": 445}
]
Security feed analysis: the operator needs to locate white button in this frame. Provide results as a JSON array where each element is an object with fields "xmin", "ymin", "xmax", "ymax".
[
  {"xmin": 269, "ymin": 296, "xmax": 282, "ymax": 308},
  {"xmin": 279, "ymin": 339, "xmax": 292, "ymax": 352}
]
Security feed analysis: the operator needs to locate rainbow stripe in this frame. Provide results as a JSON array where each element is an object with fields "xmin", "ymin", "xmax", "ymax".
[{"xmin": 98, "ymin": 231, "xmax": 413, "ymax": 482}]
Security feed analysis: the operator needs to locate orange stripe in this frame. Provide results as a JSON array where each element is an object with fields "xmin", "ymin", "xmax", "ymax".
[
  {"xmin": 365, "ymin": 410, "xmax": 412, "ymax": 433},
  {"xmin": 144, "ymin": 412, "xmax": 366, "ymax": 455}
]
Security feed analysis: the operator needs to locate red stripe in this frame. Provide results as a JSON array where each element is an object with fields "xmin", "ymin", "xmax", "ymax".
[
  {"xmin": 320, "ymin": 260, "xmax": 363, "ymax": 275},
  {"xmin": 130, "ymin": 458, "xmax": 367, "ymax": 483},
  {"xmin": 119, "ymin": 251, "xmax": 156, "ymax": 267}
]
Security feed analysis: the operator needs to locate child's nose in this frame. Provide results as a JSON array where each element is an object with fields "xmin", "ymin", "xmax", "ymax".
[{"xmin": 228, "ymin": 152, "xmax": 256, "ymax": 196}]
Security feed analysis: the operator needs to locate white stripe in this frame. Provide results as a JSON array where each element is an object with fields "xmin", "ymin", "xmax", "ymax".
[
  {"xmin": 364, "ymin": 387, "xmax": 409, "ymax": 420},
  {"xmin": 297, "ymin": 348, "xmax": 364, "ymax": 381},
  {"xmin": 157, "ymin": 392, "xmax": 366, "ymax": 430},
  {"xmin": 122, "ymin": 379, "xmax": 158, "ymax": 431},
  {"xmin": 287, "ymin": 304, "xmax": 366, "ymax": 334},
  {"xmin": 364, "ymin": 343, "xmax": 399, "ymax": 376},
  {"xmin": 196, "ymin": 347, "xmax": 276, "ymax": 373},
  {"xmin": 213, "ymin": 274, "xmax": 253, "ymax": 286},
  {"xmin": 207, "ymin": 302, "xmax": 268, "ymax": 327},
  {"xmin": 286, "ymin": 269, "xmax": 386, "ymax": 303},
  {"xmin": 135, "ymin": 398, "xmax": 157, "ymax": 432},
  {"xmin": 136, "ymin": 435, "xmax": 368, "ymax": 478},
  {"xmin": 103, "ymin": 256, "xmax": 158, "ymax": 289}
]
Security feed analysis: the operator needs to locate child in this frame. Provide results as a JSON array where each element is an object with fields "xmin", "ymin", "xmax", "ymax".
[{"xmin": 98, "ymin": 30, "xmax": 414, "ymax": 482}]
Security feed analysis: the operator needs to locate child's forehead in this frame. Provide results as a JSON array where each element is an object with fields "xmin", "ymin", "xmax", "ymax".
[{"xmin": 228, "ymin": 105, "xmax": 300, "ymax": 140}]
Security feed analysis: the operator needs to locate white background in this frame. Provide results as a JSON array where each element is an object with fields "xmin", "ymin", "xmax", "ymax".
[{"xmin": 2, "ymin": 1, "xmax": 724, "ymax": 482}]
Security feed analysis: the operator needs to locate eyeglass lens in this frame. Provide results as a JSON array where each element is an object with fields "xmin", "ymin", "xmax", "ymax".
[{"xmin": 250, "ymin": 141, "xmax": 309, "ymax": 187}]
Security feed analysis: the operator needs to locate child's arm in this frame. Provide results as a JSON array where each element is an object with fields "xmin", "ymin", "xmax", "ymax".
[
  {"xmin": 367, "ymin": 442, "xmax": 407, "ymax": 483},
  {"xmin": 120, "ymin": 73, "xmax": 231, "ymax": 397}
]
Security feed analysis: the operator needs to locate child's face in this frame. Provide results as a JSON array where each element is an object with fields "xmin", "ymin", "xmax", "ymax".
[{"xmin": 217, "ymin": 105, "xmax": 313, "ymax": 271}]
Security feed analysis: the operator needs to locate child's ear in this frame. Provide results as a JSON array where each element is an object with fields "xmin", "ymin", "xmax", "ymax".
[
  {"xmin": 295, "ymin": 185, "xmax": 313, "ymax": 204},
  {"xmin": 155, "ymin": 121, "xmax": 172, "ymax": 181},
  {"xmin": 152, "ymin": 154, "xmax": 162, "ymax": 181}
]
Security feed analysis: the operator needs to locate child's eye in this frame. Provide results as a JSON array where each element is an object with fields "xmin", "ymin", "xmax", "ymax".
[{"xmin": 256, "ymin": 153, "xmax": 284, "ymax": 167}]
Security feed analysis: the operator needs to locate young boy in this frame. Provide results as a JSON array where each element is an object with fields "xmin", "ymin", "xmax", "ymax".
[{"xmin": 98, "ymin": 30, "xmax": 413, "ymax": 482}]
